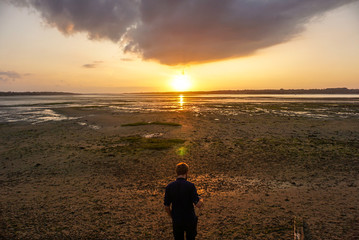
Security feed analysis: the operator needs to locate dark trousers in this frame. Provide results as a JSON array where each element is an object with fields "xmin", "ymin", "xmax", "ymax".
[{"xmin": 172, "ymin": 217, "xmax": 198, "ymax": 240}]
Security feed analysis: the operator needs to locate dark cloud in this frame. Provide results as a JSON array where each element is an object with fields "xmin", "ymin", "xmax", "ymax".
[
  {"xmin": 0, "ymin": 71, "xmax": 22, "ymax": 81},
  {"xmin": 18, "ymin": 0, "xmax": 357, "ymax": 65},
  {"xmin": 17, "ymin": 0, "xmax": 139, "ymax": 41}
]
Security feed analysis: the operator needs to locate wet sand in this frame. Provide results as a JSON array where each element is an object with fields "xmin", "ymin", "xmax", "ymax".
[{"xmin": 1, "ymin": 106, "xmax": 359, "ymax": 239}]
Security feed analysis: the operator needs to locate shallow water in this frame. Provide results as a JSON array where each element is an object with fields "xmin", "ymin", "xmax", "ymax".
[{"xmin": 0, "ymin": 94, "xmax": 358, "ymax": 123}]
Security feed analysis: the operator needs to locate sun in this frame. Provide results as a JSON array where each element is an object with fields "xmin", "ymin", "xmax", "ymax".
[{"xmin": 171, "ymin": 73, "xmax": 191, "ymax": 92}]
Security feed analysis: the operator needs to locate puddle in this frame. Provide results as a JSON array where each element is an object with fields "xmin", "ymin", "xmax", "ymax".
[
  {"xmin": 143, "ymin": 133, "xmax": 164, "ymax": 138},
  {"xmin": 77, "ymin": 122, "xmax": 101, "ymax": 130}
]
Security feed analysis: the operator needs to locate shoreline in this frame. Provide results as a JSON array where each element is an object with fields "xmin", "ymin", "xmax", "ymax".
[{"xmin": 2, "ymin": 87, "xmax": 359, "ymax": 96}]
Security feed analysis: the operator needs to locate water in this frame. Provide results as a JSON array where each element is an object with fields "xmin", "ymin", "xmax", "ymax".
[{"xmin": 0, "ymin": 93, "xmax": 358, "ymax": 123}]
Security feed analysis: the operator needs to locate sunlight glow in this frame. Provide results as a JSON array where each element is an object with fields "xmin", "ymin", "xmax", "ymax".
[
  {"xmin": 176, "ymin": 146, "xmax": 187, "ymax": 156},
  {"xmin": 171, "ymin": 74, "xmax": 191, "ymax": 92}
]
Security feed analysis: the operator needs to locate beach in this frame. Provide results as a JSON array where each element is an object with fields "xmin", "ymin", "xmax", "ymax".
[
  {"xmin": 1, "ymin": 96, "xmax": 359, "ymax": 239},
  {"xmin": 3, "ymin": 0, "xmax": 359, "ymax": 238}
]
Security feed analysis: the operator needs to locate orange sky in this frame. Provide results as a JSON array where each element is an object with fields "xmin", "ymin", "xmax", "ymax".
[{"xmin": 0, "ymin": 1, "xmax": 359, "ymax": 93}]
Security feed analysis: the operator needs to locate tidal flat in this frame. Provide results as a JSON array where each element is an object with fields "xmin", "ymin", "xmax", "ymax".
[{"xmin": 1, "ymin": 103, "xmax": 359, "ymax": 239}]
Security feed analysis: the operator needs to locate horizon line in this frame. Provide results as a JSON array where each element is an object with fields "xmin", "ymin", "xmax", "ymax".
[{"xmin": 2, "ymin": 87, "xmax": 359, "ymax": 95}]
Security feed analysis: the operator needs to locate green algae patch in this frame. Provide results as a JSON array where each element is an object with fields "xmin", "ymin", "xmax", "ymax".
[
  {"xmin": 97, "ymin": 135, "xmax": 186, "ymax": 155},
  {"xmin": 140, "ymin": 138, "xmax": 185, "ymax": 150},
  {"xmin": 121, "ymin": 121, "xmax": 181, "ymax": 127}
]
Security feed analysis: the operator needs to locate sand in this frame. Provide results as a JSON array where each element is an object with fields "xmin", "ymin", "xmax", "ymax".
[{"xmin": 1, "ymin": 106, "xmax": 359, "ymax": 239}]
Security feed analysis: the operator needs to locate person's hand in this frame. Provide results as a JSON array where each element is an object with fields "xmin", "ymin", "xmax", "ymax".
[{"xmin": 164, "ymin": 206, "xmax": 172, "ymax": 218}]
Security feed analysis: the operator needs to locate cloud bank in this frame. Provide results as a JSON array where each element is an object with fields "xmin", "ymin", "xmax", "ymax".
[
  {"xmin": 16, "ymin": 0, "xmax": 356, "ymax": 65},
  {"xmin": 0, "ymin": 71, "xmax": 22, "ymax": 81}
]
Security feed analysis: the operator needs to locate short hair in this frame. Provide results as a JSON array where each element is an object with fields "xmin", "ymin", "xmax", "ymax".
[{"xmin": 176, "ymin": 162, "xmax": 189, "ymax": 175}]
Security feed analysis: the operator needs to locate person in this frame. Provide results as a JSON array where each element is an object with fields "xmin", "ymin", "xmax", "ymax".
[{"xmin": 164, "ymin": 162, "xmax": 204, "ymax": 240}]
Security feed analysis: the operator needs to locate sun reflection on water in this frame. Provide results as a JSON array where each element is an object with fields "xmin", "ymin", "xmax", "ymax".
[{"xmin": 179, "ymin": 95, "xmax": 184, "ymax": 110}]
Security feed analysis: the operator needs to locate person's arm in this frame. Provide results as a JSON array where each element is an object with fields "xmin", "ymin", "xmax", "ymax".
[
  {"xmin": 195, "ymin": 198, "xmax": 204, "ymax": 209},
  {"xmin": 164, "ymin": 186, "xmax": 172, "ymax": 218},
  {"xmin": 164, "ymin": 206, "xmax": 172, "ymax": 218}
]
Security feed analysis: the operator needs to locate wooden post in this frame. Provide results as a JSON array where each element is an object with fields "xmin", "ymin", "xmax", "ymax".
[{"xmin": 294, "ymin": 217, "xmax": 304, "ymax": 240}]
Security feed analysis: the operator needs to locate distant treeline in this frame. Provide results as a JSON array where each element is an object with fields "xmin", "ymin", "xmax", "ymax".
[
  {"xmin": 193, "ymin": 88, "xmax": 359, "ymax": 94},
  {"xmin": 0, "ymin": 92, "xmax": 78, "ymax": 96},
  {"xmin": 145, "ymin": 88, "xmax": 359, "ymax": 95}
]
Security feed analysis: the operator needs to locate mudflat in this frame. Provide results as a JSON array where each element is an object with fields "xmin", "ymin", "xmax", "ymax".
[{"xmin": 1, "ymin": 105, "xmax": 359, "ymax": 239}]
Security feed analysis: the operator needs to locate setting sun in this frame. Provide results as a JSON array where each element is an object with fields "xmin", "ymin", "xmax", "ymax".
[{"xmin": 171, "ymin": 73, "xmax": 191, "ymax": 92}]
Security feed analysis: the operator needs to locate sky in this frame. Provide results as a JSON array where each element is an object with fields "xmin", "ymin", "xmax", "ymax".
[{"xmin": 1, "ymin": 0, "xmax": 359, "ymax": 93}]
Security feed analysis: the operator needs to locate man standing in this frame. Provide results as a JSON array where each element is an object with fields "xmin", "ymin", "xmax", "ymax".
[{"xmin": 164, "ymin": 162, "xmax": 204, "ymax": 240}]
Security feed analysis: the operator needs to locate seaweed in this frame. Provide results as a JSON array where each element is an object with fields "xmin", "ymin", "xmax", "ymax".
[{"xmin": 121, "ymin": 121, "xmax": 181, "ymax": 127}]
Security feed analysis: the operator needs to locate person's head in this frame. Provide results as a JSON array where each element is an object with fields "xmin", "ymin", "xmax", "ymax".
[{"xmin": 176, "ymin": 162, "xmax": 189, "ymax": 176}]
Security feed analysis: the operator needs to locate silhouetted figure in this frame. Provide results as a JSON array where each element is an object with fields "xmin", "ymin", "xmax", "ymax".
[{"xmin": 164, "ymin": 162, "xmax": 204, "ymax": 240}]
